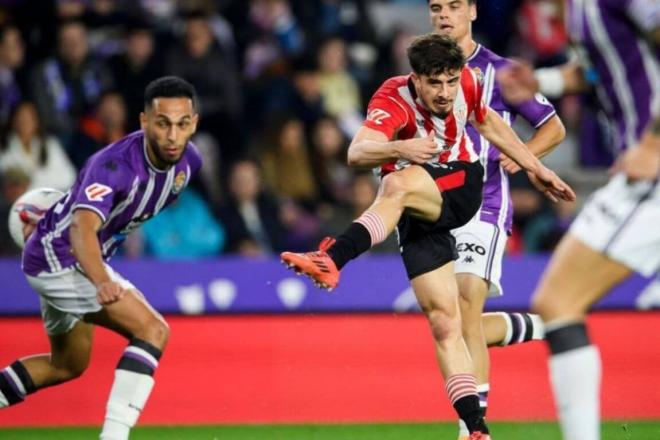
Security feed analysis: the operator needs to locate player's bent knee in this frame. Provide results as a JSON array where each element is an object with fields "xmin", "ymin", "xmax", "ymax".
[
  {"xmin": 380, "ymin": 172, "xmax": 407, "ymax": 199},
  {"xmin": 136, "ymin": 318, "xmax": 170, "ymax": 350},
  {"xmin": 426, "ymin": 308, "xmax": 461, "ymax": 343}
]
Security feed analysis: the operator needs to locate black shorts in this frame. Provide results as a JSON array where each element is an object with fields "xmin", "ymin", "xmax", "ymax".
[{"xmin": 398, "ymin": 161, "xmax": 484, "ymax": 279}]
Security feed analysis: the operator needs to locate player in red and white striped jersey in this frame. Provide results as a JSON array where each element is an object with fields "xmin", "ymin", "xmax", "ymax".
[{"xmin": 281, "ymin": 34, "xmax": 574, "ymax": 440}]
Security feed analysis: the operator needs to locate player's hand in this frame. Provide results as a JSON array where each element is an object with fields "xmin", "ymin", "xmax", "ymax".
[
  {"xmin": 527, "ymin": 166, "xmax": 576, "ymax": 203},
  {"xmin": 610, "ymin": 145, "xmax": 660, "ymax": 181},
  {"xmin": 499, "ymin": 153, "xmax": 522, "ymax": 174},
  {"xmin": 96, "ymin": 281, "xmax": 126, "ymax": 306},
  {"xmin": 496, "ymin": 60, "xmax": 538, "ymax": 105},
  {"xmin": 399, "ymin": 130, "xmax": 439, "ymax": 164}
]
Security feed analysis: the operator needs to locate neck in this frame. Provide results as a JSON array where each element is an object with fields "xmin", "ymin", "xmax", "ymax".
[{"xmin": 458, "ymin": 36, "xmax": 477, "ymax": 59}]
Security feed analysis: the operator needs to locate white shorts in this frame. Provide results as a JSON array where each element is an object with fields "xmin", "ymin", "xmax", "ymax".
[
  {"xmin": 25, "ymin": 264, "xmax": 135, "ymax": 335},
  {"xmin": 570, "ymin": 173, "xmax": 660, "ymax": 277},
  {"xmin": 451, "ymin": 218, "xmax": 507, "ymax": 297}
]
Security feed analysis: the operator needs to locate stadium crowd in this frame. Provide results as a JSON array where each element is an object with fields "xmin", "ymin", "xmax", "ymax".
[{"xmin": 0, "ymin": 0, "xmax": 602, "ymax": 258}]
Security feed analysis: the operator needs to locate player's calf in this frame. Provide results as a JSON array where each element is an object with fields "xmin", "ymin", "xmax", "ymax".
[
  {"xmin": 0, "ymin": 361, "xmax": 36, "ymax": 408},
  {"xmin": 100, "ymin": 338, "xmax": 163, "ymax": 440}
]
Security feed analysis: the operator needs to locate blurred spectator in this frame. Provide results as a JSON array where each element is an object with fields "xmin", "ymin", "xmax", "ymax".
[
  {"xmin": 257, "ymin": 114, "xmax": 319, "ymax": 206},
  {"xmin": 219, "ymin": 159, "xmax": 290, "ymax": 256},
  {"xmin": 317, "ymin": 172, "xmax": 398, "ymax": 253},
  {"xmin": 316, "ymin": 36, "xmax": 362, "ymax": 136},
  {"xmin": 0, "ymin": 101, "xmax": 76, "ymax": 192},
  {"xmin": 108, "ymin": 21, "xmax": 163, "ymax": 131},
  {"xmin": 165, "ymin": 11, "xmax": 242, "ymax": 161},
  {"xmin": 82, "ymin": 0, "xmax": 128, "ymax": 58},
  {"xmin": 29, "ymin": 19, "xmax": 113, "ymax": 141},
  {"xmin": 515, "ymin": 0, "xmax": 567, "ymax": 66},
  {"xmin": 190, "ymin": 131, "xmax": 224, "ymax": 208},
  {"xmin": 141, "ymin": 188, "xmax": 225, "ymax": 259},
  {"xmin": 524, "ymin": 197, "xmax": 578, "ymax": 252},
  {"xmin": 0, "ymin": 24, "xmax": 25, "ymax": 132},
  {"xmin": 310, "ymin": 116, "xmax": 352, "ymax": 205},
  {"xmin": 69, "ymin": 91, "xmax": 127, "ymax": 169},
  {"xmin": 0, "ymin": 167, "xmax": 30, "ymax": 256}
]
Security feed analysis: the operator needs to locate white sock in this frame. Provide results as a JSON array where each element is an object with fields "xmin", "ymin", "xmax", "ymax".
[
  {"xmin": 530, "ymin": 314, "xmax": 545, "ymax": 340},
  {"xmin": 458, "ymin": 418, "xmax": 469, "ymax": 437},
  {"xmin": 550, "ymin": 345, "xmax": 601, "ymax": 440},
  {"xmin": 100, "ymin": 370, "xmax": 155, "ymax": 440}
]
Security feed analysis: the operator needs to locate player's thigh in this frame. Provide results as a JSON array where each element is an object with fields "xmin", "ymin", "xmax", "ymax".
[
  {"xmin": 48, "ymin": 320, "xmax": 95, "ymax": 372},
  {"xmin": 532, "ymin": 234, "xmax": 631, "ymax": 321},
  {"xmin": 84, "ymin": 289, "xmax": 168, "ymax": 346},
  {"xmin": 381, "ymin": 165, "xmax": 443, "ymax": 223},
  {"xmin": 452, "ymin": 220, "xmax": 505, "ymax": 298},
  {"xmin": 411, "ymin": 261, "xmax": 460, "ymax": 315}
]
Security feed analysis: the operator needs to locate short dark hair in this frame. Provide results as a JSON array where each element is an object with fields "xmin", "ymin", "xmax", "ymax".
[
  {"xmin": 407, "ymin": 33, "xmax": 465, "ymax": 77},
  {"xmin": 143, "ymin": 76, "xmax": 198, "ymax": 110},
  {"xmin": 427, "ymin": 0, "xmax": 476, "ymax": 4}
]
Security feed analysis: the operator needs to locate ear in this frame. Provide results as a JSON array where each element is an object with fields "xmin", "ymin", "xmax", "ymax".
[
  {"xmin": 191, "ymin": 113, "xmax": 199, "ymax": 134},
  {"xmin": 139, "ymin": 111, "xmax": 147, "ymax": 130},
  {"xmin": 411, "ymin": 72, "xmax": 421, "ymax": 89},
  {"xmin": 470, "ymin": 3, "xmax": 477, "ymax": 21}
]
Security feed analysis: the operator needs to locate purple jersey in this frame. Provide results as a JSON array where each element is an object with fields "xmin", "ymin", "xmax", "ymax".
[
  {"xmin": 567, "ymin": 0, "xmax": 659, "ymax": 153},
  {"xmin": 466, "ymin": 44, "xmax": 557, "ymax": 233},
  {"xmin": 22, "ymin": 131, "xmax": 203, "ymax": 276}
]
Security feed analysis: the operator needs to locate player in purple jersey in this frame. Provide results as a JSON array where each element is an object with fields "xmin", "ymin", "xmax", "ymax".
[
  {"xmin": 499, "ymin": 1, "xmax": 659, "ymax": 439},
  {"xmin": 427, "ymin": 1, "xmax": 568, "ymax": 437},
  {"xmin": 0, "ymin": 76, "xmax": 202, "ymax": 440}
]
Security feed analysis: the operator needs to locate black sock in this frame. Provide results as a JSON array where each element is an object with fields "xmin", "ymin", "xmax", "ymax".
[
  {"xmin": 454, "ymin": 395, "xmax": 489, "ymax": 434},
  {"xmin": 545, "ymin": 322, "xmax": 591, "ymax": 355},
  {"xmin": 327, "ymin": 222, "xmax": 373, "ymax": 269}
]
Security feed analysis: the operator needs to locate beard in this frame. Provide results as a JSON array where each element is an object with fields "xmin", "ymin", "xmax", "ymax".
[{"xmin": 146, "ymin": 133, "xmax": 188, "ymax": 166}]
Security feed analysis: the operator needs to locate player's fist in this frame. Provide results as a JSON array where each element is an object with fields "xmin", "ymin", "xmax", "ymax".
[
  {"xmin": 497, "ymin": 61, "xmax": 538, "ymax": 105},
  {"xmin": 527, "ymin": 166, "xmax": 576, "ymax": 203},
  {"xmin": 400, "ymin": 130, "xmax": 439, "ymax": 164},
  {"xmin": 96, "ymin": 281, "xmax": 126, "ymax": 306}
]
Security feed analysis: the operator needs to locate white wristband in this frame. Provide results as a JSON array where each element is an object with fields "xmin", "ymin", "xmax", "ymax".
[{"xmin": 534, "ymin": 67, "xmax": 565, "ymax": 99}]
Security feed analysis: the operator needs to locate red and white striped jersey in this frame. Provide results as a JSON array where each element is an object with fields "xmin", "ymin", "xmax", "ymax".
[{"xmin": 363, "ymin": 67, "xmax": 487, "ymax": 175}]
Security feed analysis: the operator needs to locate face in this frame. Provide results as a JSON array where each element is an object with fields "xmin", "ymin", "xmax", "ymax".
[
  {"xmin": 13, "ymin": 103, "xmax": 39, "ymax": 137},
  {"xmin": 185, "ymin": 19, "xmax": 213, "ymax": 58},
  {"xmin": 98, "ymin": 93, "xmax": 126, "ymax": 128},
  {"xmin": 140, "ymin": 97, "xmax": 198, "ymax": 168},
  {"xmin": 428, "ymin": 0, "xmax": 476, "ymax": 42},
  {"xmin": 0, "ymin": 27, "xmax": 25, "ymax": 68},
  {"xmin": 318, "ymin": 39, "xmax": 347, "ymax": 73},
  {"xmin": 58, "ymin": 23, "xmax": 88, "ymax": 66},
  {"xmin": 411, "ymin": 70, "xmax": 462, "ymax": 117},
  {"xmin": 127, "ymin": 30, "xmax": 154, "ymax": 65},
  {"xmin": 279, "ymin": 119, "xmax": 304, "ymax": 153},
  {"xmin": 313, "ymin": 118, "xmax": 343, "ymax": 158},
  {"xmin": 229, "ymin": 161, "xmax": 261, "ymax": 201}
]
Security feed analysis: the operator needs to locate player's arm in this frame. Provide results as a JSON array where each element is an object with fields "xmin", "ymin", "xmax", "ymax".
[
  {"xmin": 496, "ymin": 61, "xmax": 588, "ymax": 105},
  {"xmin": 70, "ymin": 209, "xmax": 125, "ymax": 305},
  {"xmin": 474, "ymin": 108, "xmax": 576, "ymax": 202},
  {"xmin": 500, "ymin": 115, "xmax": 566, "ymax": 173},
  {"xmin": 347, "ymin": 126, "xmax": 438, "ymax": 168}
]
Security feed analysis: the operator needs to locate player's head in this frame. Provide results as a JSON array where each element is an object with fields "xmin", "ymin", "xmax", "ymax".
[
  {"xmin": 428, "ymin": 0, "xmax": 477, "ymax": 43},
  {"xmin": 141, "ymin": 76, "xmax": 199, "ymax": 169},
  {"xmin": 407, "ymin": 33, "xmax": 465, "ymax": 117}
]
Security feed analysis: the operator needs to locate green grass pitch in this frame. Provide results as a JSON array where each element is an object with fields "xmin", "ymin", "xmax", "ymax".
[{"xmin": 1, "ymin": 422, "xmax": 659, "ymax": 439}]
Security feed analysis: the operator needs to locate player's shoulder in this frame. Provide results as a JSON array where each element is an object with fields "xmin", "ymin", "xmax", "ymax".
[
  {"xmin": 470, "ymin": 44, "xmax": 511, "ymax": 71},
  {"xmin": 183, "ymin": 140, "xmax": 203, "ymax": 172},
  {"xmin": 373, "ymin": 75, "xmax": 410, "ymax": 98},
  {"xmin": 81, "ymin": 131, "xmax": 142, "ymax": 179}
]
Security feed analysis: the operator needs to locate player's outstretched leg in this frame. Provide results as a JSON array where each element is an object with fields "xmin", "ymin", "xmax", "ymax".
[
  {"xmin": 532, "ymin": 236, "xmax": 631, "ymax": 440},
  {"xmin": 86, "ymin": 290, "xmax": 169, "ymax": 440},
  {"xmin": 413, "ymin": 264, "xmax": 490, "ymax": 439},
  {"xmin": 0, "ymin": 320, "xmax": 94, "ymax": 409},
  {"xmin": 483, "ymin": 312, "xmax": 545, "ymax": 347},
  {"xmin": 281, "ymin": 166, "xmax": 442, "ymax": 289}
]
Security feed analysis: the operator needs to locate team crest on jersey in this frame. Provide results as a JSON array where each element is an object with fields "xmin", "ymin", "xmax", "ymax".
[
  {"xmin": 367, "ymin": 108, "xmax": 391, "ymax": 125},
  {"xmin": 171, "ymin": 171, "xmax": 187, "ymax": 195},
  {"xmin": 471, "ymin": 67, "xmax": 484, "ymax": 84},
  {"xmin": 84, "ymin": 183, "xmax": 113, "ymax": 202}
]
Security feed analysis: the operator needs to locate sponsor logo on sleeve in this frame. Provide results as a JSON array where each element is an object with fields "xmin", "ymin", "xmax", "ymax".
[
  {"xmin": 367, "ymin": 108, "xmax": 391, "ymax": 125},
  {"xmin": 84, "ymin": 183, "xmax": 113, "ymax": 202}
]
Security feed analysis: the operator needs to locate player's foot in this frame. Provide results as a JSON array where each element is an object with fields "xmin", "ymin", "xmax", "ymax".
[
  {"xmin": 469, "ymin": 432, "xmax": 491, "ymax": 440},
  {"xmin": 280, "ymin": 237, "xmax": 340, "ymax": 291}
]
